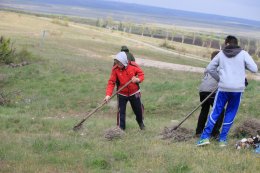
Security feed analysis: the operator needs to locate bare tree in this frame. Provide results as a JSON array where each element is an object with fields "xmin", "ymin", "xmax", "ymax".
[
  {"xmin": 104, "ymin": 16, "xmax": 114, "ymax": 29},
  {"xmin": 192, "ymin": 32, "xmax": 196, "ymax": 45},
  {"xmin": 124, "ymin": 21, "xmax": 133, "ymax": 33},
  {"xmin": 207, "ymin": 33, "xmax": 214, "ymax": 48},
  {"xmin": 200, "ymin": 34, "xmax": 208, "ymax": 47},
  {"xmin": 165, "ymin": 29, "xmax": 169, "ymax": 40},
  {"xmin": 118, "ymin": 21, "xmax": 125, "ymax": 31},
  {"xmin": 181, "ymin": 33, "xmax": 185, "ymax": 44},
  {"xmin": 218, "ymin": 34, "xmax": 225, "ymax": 50},
  {"xmin": 141, "ymin": 24, "xmax": 145, "ymax": 37},
  {"xmin": 178, "ymin": 31, "xmax": 185, "ymax": 44},
  {"xmin": 149, "ymin": 26, "xmax": 156, "ymax": 38},
  {"xmin": 247, "ymin": 38, "xmax": 251, "ymax": 52},
  {"xmin": 171, "ymin": 30, "xmax": 175, "ymax": 42},
  {"xmin": 255, "ymin": 40, "xmax": 260, "ymax": 58},
  {"xmin": 96, "ymin": 18, "xmax": 103, "ymax": 27}
]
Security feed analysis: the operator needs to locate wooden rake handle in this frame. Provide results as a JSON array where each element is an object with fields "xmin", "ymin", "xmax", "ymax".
[
  {"xmin": 171, "ymin": 88, "xmax": 218, "ymax": 131},
  {"xmin": 73, "ymin": 79, "xmax": 132, "ymax": 130}
]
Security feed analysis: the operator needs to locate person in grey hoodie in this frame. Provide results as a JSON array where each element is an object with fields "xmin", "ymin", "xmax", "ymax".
[
  {"xmin": 197, "ymin": 35, "xmax": 258, "ymax": 147},
  {"xmin": 195, "ymin": 50, "xmax": 225, "ymax": 138}
]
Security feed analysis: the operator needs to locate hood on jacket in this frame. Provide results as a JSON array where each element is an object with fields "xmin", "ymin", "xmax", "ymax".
[
  {"xmin": 115, "ymin": 52, "xmax": 128, "ymax": 67},
  {"xmin": 223, "ymin": 45, "xmax": 242, "ymax": 58}
]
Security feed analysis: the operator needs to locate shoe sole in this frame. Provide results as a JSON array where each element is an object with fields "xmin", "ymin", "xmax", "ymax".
[{"xmin": 196, "ymin": 141, "xmax": 210, "ymax": 146}]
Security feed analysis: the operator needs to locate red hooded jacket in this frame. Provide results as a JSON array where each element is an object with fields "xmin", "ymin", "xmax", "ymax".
[{"xmin": 106, "ymin": 62, "xmax": 144, "ymax": 96}]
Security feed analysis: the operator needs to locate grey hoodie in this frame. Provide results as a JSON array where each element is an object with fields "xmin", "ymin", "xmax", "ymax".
[
  {"xmin": 199, "ymin": 70, "xmax": 219, "ymax": 92},
  {"xmin": 222, "ymin": 45, "xmax": 242, "ymax": 58},
  {"xmin": 206, "ymin": 46, "xmax": 258, "ymax": 92}
]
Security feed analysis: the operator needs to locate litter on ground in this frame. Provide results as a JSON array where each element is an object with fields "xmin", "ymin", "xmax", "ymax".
[{"xmin": 235, "ymin": 135, "xmax": 260, "ymax": 150}]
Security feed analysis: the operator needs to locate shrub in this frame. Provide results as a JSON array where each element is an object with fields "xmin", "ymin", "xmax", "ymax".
[
  {"xmin": 161, "ymin": 40, "xmax": 175, "ymax": 50},
  {"xmin": 0, "ymin": 36, "xmax": 36, "ymax": 65},
  {"xmin": 51, "ymin": 19, "xmax": 69, "ymax": 27},
  {"xmin": 0, "ymin": 36, "xmax": 15, "ymax": 64}
]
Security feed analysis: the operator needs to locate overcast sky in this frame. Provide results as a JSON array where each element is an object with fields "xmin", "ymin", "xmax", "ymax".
[{"xmin": 108, "ymin": 0, "xmax": 260, "ymax": 21}]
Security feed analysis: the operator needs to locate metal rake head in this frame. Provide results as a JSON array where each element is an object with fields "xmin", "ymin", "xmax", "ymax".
[{"xmin": 73, "ymin": 123, "xmax": 83, "ymax": 131}]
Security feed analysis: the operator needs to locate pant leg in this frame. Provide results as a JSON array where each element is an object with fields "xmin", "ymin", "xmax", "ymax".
[
  {"xmin": 200, "ymin": 91, "xmax": 227, "ymax": 139},
  {"xmin": 129, "ymin": 92, "xmax": 144, "ymax": 125},
  {"xmin": 196, "ymin": 92, "xmax": 212, "ymax": 134},
  {"xmin": 219, "ymin": 92, "xmax": 242, "ymax": 141},
  {"xmin": 212, "ymin": 107, "xmax": 225, "ymax": 137},
  {"xmin": 117, "ymin": 95, "xmax": 128, "ymax": 130},
  {"xmin": 211, "ymin": 92, "xmax": 225, "ymax": 137}
]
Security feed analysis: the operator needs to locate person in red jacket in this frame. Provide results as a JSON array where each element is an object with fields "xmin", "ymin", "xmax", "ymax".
[{"xmin": 104, "ymin": 52, "xmax": 145, "ymax": 130}]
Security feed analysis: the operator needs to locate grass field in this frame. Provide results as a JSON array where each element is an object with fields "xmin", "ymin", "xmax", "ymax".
[{"xmin": 0, "ymin": 11, "xmax": 260, "ymax": 173}]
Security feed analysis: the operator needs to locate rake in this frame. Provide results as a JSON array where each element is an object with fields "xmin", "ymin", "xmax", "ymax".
[
  {"xmin": 171, "ymin": 88, "xmax": 218, "ymax": 131},
  {"xmin": 73, "ymin": 79, "xmax": 132, "ymax": 131}
]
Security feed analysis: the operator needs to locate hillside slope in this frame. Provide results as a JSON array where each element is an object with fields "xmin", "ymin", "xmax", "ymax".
[{"xmin": 0, "ymin": 11, "xmax": 259, "ymax": 173}]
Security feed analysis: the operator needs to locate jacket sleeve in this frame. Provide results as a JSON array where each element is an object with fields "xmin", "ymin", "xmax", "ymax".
[
  {"xmin": 106, "ymin": 69, "xmax": 117, "ymax": 96},
  {"xmin": 206, "ymin": 69, "xmax": 220, "ymax": 82},
  {"xmin": 206, "ymin": 55, "xmax": 220, "ymax": 77},
  {"xmin": 135, "ymin": 65, "xmax": 144, "ymax": 83},
  {"xmin": 244, "ymin": 51, "xmax": 258, "ymax": 73}
]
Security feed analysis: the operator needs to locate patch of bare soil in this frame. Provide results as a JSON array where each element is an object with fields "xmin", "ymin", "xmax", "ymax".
[
  {"xmin": 136, "ymin": 58, "xmax": 204, "ymax": 73},
  {"xmin": 104, "ymin": 127, "xmax": 125, "ymax": 141},
  {"xmin": 233, "ymin": 118, "xmax": 260, "ymax": 138},
  {"xmin": 159, "ymin": 125, "xmax": 194, "ymax": 142}
]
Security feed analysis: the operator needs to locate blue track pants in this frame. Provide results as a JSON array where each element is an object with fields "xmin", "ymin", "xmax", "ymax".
[{"xmin": 200, "ymin": 91, "xmax": 242, "ymax": 141}]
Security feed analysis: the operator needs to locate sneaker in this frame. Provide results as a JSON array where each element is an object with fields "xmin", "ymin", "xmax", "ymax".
[
  {"xmin": 196, "ymin": 138, "xmax": 210, "ymax": 146},
  {"xmin": 219, "ymin": 140, "xmax": 227, "ymax": 147}
]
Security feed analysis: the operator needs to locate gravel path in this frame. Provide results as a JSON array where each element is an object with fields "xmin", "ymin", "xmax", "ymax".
[
  {"xmin": 136, "ymin": 58, "xmax": 204, "ymax": 73},
  {"xmin": 136, "ymin": 58, "xmax": 260, "ymax": 81}
]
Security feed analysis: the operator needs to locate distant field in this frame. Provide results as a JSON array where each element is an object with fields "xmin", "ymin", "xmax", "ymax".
[
  {"xmin": 1, "ymin": 0, "xmax": 260, "ymax": 36},
  {"xmin": 0, "ymin": 11, "xmax": 260, "ymax": 173},
  {"xmin": 1, "ymin": 4, "xmax": 260, "ymax": 57}
]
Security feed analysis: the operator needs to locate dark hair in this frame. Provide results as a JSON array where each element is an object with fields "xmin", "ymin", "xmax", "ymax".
[
  {"xmin": 121, "ymin": 46, "xmax": 129, "ymax": 52},
  {"xmin": 211, "ymin": 50, "xmax": 220, "ymax": 60},
  {"xmin": 225, "ymin": 35, "xmax": 238, "ymax": 46},
  {"xmin": 122, "ymin": 49, "xmax": 129, "ymax": 52}
]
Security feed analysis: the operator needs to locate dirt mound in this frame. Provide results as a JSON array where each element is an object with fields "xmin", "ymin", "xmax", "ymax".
[
  {"xmin": 104, "ymin": 127, "xmax": 125, "ymax": 141},
  {"xmin": 159, "ymin": 126, "xmax": 194, "ymax": 142},
  {"xmin": 233, "ymin": 118, "xmax": 260, "ymax": 138}
]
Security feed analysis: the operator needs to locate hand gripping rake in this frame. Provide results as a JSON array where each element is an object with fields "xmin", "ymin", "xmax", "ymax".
[
  {"xmin": 73, "ymin": 80, "xmax": 132, "ymax": 131},
  {"xmin": 171, "ymin": 88, "xmax": 218, "ymax": 131}
]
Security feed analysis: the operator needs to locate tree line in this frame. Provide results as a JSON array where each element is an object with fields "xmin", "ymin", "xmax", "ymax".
[
  {"xmin": 2, "ymin": 9, "xmax": 259, "ymax": 59},
  {"xmin": 95, "ymin": 17, "xmax": 260, "ymax": 59}
]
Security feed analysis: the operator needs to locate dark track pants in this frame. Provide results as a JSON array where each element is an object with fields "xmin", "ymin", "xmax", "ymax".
[{"xmin": 117, "ymin": 92, "xmax": 144, "ymax": 130}]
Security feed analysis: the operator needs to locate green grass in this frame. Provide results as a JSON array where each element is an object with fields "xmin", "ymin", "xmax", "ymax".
[{"xmin": 0, "ymin": 11, "xmax": 260, "ymax": 173}]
